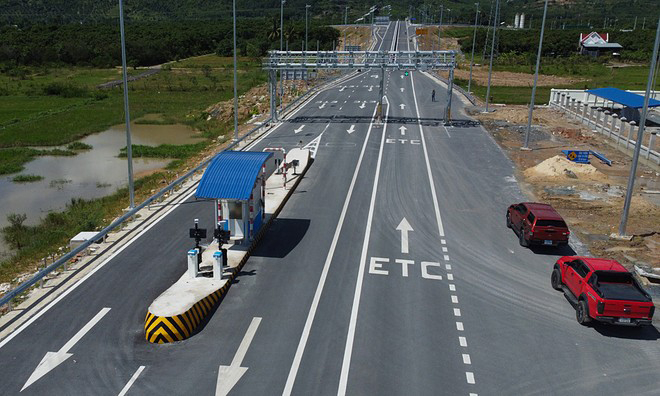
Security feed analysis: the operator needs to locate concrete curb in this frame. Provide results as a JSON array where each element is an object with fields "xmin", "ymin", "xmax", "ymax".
[{"xmin": 144, "ymin": 158, "xmax": 312, "ymax": 344}]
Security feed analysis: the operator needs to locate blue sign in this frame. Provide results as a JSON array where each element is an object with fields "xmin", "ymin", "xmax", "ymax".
[{"xmin": 561, "ymin": 150, "xmax": 590, "ymax": 164}]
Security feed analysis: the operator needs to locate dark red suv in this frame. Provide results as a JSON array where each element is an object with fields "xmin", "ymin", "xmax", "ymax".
[{"xmin": 506, "ymin": 202, "xmax": 570, "ymax": 247}]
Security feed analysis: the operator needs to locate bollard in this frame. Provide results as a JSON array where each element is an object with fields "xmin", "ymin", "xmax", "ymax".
[
  {"xmin": 213, "ymin": 251, "xmax": 224, "ymax": 281},
  {"xmin": 187, "ymin": 248, "xmax": 199, "ymax": 279},
  {"xmin": 40, "ymin": 258, "xmax": 46, "ymax": 288},
  {"xmin": 571, "ymin": 99, "xmax": 578, "ymax": 119},
  {"xmin": 647, "ymin": 130, "xmax": 657, "ymax": 160},
  {"xmin": 619, "ymin": 117, "xmax": 628, "ymax": 147},
  {"xmin": 626, "ymin": 121, "xmax": 636, "ymax": 150},
  {"xmin": 610, "ymin": 113, "xmax": 619, "ymax": 141},
  {"xmin": 601, "ymin": 110, "xmax": 610, "ymax": 136},
  {"xmin": 588, "ymin": 106, "xmax": 596, "ymax": 128}
]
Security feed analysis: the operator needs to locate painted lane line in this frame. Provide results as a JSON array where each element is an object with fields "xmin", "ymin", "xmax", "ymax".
[
  {"xmin": 453, "ymin": 308, "xmax": 462, "ymax": 317},
  {"xmin": 445, "ymin": 264, "xmax": 452, "ymax": 270},
  {"xmin": 447, "ymin": 274, "xmax": 454, "ymax": 281},
  {"xmin": 443, "ymin": 254, "xmax": 450, "ymax": 261},
  {"xmin": 22, "ymin": 307, "xmax": 111, "ymax": 391},
  {"xmin": 451, "ymin": 295, "xmax": 459, "ymax": 304},
  {"xmin": 282, "ymin": 103, "xmax": 381, "ymax": 396},
  {"xmin": 449, "ymin": 284, "xmax": 456, "ymax": 292},
  {"xmin": 441, "ymin": 239, "xmax": 446, "ymax": 244},
  {"xmin": 216, "ymin": 317, "xmax": 262, "ymax": 396},
  {"xmin": 459, "ymin": 337, "xmax": 468, "ymax": 347},
  {"xmin": 466, "ymin": 372, "xmax": 476, "ymax": 384},
  {"xmin": 410, "ymin": 72, "xmax": 445, "ymax": 237},
  {"xmin": 442, "ymin": 247, "xmax": 448, "ymax": 252},
  {"xmin": 337, "ymin": 96, "xmax": 391, "ymax": 396},
  {"xmin": 462, "ymin": 354, "xmax": 472, "ymax": 365},
  {"xmin": 456, "ymin": 322, "xmax": 464, "ymax": 331},
  {"xmin": 118, "ymin": 366, "xmax": 146, "ymax": 396}
]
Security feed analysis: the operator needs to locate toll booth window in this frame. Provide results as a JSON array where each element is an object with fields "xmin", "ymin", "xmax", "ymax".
[{"xmin": 229, "ymin": 202, "xmax": 243, "ymax": 219}]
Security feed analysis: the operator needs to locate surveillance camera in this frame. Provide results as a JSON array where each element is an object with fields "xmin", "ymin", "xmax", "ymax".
[{"xmin": 194, "ymin": 218, "xmax": 199, "ymax": 224}]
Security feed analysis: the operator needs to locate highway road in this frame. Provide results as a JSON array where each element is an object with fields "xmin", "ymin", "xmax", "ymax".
[{"xmin": 1, "ymin": 20, "xmax": 659, "ymax": 396}]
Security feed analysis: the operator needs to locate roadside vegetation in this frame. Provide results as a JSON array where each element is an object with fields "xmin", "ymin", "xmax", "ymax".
[
  {"xmin": 439, "ymin": 27, "xmax": 658, "ymax": 105},
  {"xmin": 11, "ymin": 174, "xmax": 43, "ymax": 183}
]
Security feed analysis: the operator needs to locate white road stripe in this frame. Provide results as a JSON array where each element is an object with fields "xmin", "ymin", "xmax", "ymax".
[
  {"xmin": 462, "ymin": 354, "xmax": 472, "ymax": 365},
  {"xmin": 337, "ymin": 96, "xmax": 391, "ymax": 396},
  {"xmin": 445, "ymin": 264, "xmax": 452, "ymax": 270},
  {"xmin": 282, "ymin": 102, "xmax": 382, "ymax": 396},
  {"xmin": 466, "ymin": 372, "xmax": 475, "ymax": 384},
  {"xmin": 456, "ymin": 322, "xmax": 464, "ymax": 331},
  {"xmin": 449, "ymin": 284, "xmax": 456, "ymax": 291},
  {"xmin": 451, "ymin": 295, "xmax": 459, "ymax": 304},
  {"xmin": 453, "ymin": 308, "xmax": 461, "ymax": 317},
  {"xmin": 118, "ymin": 366, "xmax": 146, "ymax": 396},
  {"xmin": 459, "ymin": 337, "xmax": 468, "ymax": 347},
  {"xmin": 447, "ymin": 274, "xmax": 454, "ymax": 281}
]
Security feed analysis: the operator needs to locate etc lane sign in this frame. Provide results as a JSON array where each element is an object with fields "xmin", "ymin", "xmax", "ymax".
[{"xmin": 367, "ymin": 218, "xmax": 443, "ymax": 280}]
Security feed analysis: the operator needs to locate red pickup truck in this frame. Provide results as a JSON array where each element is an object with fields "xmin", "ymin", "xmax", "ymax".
[
  {"xmin": 506, "ymin": 202, "xmax": 570, "ymax": 247},
  {"xmin": 552, "ymin": 257, "xmax": 655, "ymax": 326}
]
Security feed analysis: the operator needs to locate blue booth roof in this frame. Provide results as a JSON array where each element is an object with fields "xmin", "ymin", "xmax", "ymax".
[
  {"xmin": 195, "ymin": 151, "xmax": 273, "ymax": 200},
  {"xmin": 585, "ymin": 87, "xmax": 660, "ymax": 109}
]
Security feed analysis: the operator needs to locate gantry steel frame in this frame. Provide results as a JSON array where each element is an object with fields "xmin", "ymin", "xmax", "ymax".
[{"xmin": 263, "ymin": 50, "xmax": 457, "ymax": 122}]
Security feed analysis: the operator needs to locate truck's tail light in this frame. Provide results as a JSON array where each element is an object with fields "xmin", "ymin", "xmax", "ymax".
[
  {"xmin": 650, "ymin": 305, "xmax": 655, "ymax": 318},
  {"xmin": 597, "ymin": 302, "xmax": 605, "ymax": 314}
]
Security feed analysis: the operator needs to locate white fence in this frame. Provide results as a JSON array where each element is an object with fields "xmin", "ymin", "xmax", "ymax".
[{"xmin": 548, "ymin": 88, "xmax": 660, "ymax": 165}]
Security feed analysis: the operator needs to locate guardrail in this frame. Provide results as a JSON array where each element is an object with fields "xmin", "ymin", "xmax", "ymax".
[{"xmin": 0, "ymin": 71, "xmax": 350, "ymax": 309}]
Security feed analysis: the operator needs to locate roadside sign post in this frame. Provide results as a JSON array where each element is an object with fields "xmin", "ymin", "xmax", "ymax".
[{"xmin": 118, "ymin": 0, "xmax": 134, "ymax": 208}]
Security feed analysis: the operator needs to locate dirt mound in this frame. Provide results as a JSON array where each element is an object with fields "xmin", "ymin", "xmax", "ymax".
[{"xmin": 524, "ymin": 155, "xmax": 606, "ymax": 180}]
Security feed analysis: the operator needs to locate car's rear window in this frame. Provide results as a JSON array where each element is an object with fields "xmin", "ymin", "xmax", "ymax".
[{"xmin": 535, "ymin": 219, "xmax": 567, "ymax": 228}]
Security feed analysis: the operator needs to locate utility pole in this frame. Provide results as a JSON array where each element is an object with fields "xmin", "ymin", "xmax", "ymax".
[
  {"xmin": 633, "ymin": 16, "xmax": 637, "ymax": 30},
  {"xmin": 618, "ymin": 17, "xmax": 660, "ymax": 237},
  {"xmin": 438, "ymin": 5, "xmax": 444, "ymax": 49},
  {"xmin": 232, "ymin": 0, "xmax": 239, "ymax": 141},
  {"xmin": 484, "ymin": 0, "xmax": 499, "ymax": 112},
  {"xmin": 118, "ymin": 0, "xmax": 134, "ymax": 208},
  {"xmin": 468, "ymin": 3, "xmax": 479, "ymax": 94},
  {"xmin": 523, "ymin": 0, "xmax": 549, "ymax": 149},
  {"xmin": 280, "ymin": 0, "xmax": 285, "ymax": 112},
  {"xmin": 305, "ymin": 4, "xmax": 311, "ymax": 51}
]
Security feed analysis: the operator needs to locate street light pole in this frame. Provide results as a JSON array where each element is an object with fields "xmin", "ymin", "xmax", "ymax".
[
  {"xmin": 523, "ymin": 0, "xmax": 549, "ymax": 149},
  {"xmin": 345, "ymin": 6, "xmax": 348, "ymax": 25},
  {"xmin": 438, "ymin": 5, "xmax": 444, "ymax": 49},
  {"xmin": 280, "ymin": 0, "xmax": 285, "ymax": 111},
  {"xmin": 468, "ymin": 3, "xmax": 479, "ymax": 94},
  {"xmin": 618, "ymin": 17, "xmax": 660, "ymax": 237},
  {"xmin": 232, "ymin": 0, "xmax": 239, "ymax": 141},
  {"xmin": 484, "ymin": 0, "xmax": 499, "ymax": 112},
  {"xmin": 305, "ymin": 4, "xmax": 311, "ymax": 52},
  {"xmin": 118, "ymin": 0, "xmax": 134, "ymax": 208}
]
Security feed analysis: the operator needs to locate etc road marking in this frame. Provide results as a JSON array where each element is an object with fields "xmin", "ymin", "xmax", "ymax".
[{"xmin": 282, "ymin": 102, "xmax": 382, "ymax": 396}]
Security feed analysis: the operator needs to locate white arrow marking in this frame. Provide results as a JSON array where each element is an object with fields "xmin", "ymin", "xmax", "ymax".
[
  {"xmin": 371, "ymin": 74, "xmax": 378, "ymax": 78},
  {"xmin": 215, "ymin": 317, "xmax": 262, "ymax": 396},
  {"xmin": 319, "ymin": 102, "xmax": 326, "ymax": 109},
  {"xmin": 347, "ymin": 125, "xmax": 356, "ymax": 134},
  {"xmin": 359, "ymin": 102, "xmax": 366, "ymax": 109},
  {"xmin": 396, "ymin": 218, "xmax": 413, "ymax": 254},
  {"xmin": 400, "ymin": 87, "xmax": 405, "ymax": 92},
  {"xmin": 400, "ymin": 74, "xmax": 404, "ymax": 79},
  {"xmin": 294, "ymin": 125, "xmax": 305, "ymax": 134},
  {"xmin": 22, "ymin": 307, "xmax": 111, "ymax": 392},
  {"xmin": 331, "ymin": 100, "xmax": 338, "ymax": 104},
  {"xmin": 399, "ymin": 103, "xmax": 406, "ymax": 110},
  {"xmin": 339, "ymin": 86, "xmax": 346, "ymax": 92},
  {"xmin": 368, "ymin": 86, "xmax": 373, "ymax": 92},
  {"xmin": 399, "ymin": 125, "xmax": 407, "ymax": 136}
]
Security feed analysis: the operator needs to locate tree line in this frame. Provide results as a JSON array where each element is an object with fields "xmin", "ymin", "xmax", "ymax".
[{"xmin": 0, "ymin": 18, "xmax": 339, "ymax": 68}]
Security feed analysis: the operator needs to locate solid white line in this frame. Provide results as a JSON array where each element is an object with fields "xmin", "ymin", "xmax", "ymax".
[
  {"xmin": 337, "ymin": 96, "xmax": 390, "ymax": 396},
  {"xmin": 231, "ymin": 317, "xmax": 262, "ymax": 367},
  {"xmin": 459, "ymin": 336, "xmax": 468, "ymax": 347},
  {"xmin": 456, "ymin": 322, "xmax": 464, "ymax": 331},
  {"xmin": 462, "ymin": 354, "xmax": 472, "ymax": 365},
  {"xmin": 466, "ymin": 372, "xmax": 475, "ymax": 384},
  {"xmin": 0, "ymin": 187, "xmax": 197, "ymax": 349},
  {"xmin": 282, "ymin": 103, "xmax": 381, "ymax": 396},
  {"xmin": 117, "ymin": 366, "xmax": 146, "ymax": 396},
  {"xmin": 410, "ymin": 71, "xmax": 446, "ymax": 237},
  {"xmin": 62, "ymin": 307, "xmax": 111, "ymax": 352},
  {"xmin": 453, "ymin": 308, "xmax": 461, "ymax": 317}
]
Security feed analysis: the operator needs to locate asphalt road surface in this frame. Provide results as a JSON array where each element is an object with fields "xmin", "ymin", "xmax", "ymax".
[{"xmin": 0, "ymin": 21, "xmax": 658, "ymax": 396}]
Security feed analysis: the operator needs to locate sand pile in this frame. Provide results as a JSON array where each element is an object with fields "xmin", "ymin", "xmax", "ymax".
[{"xmin": 524, "ymin": 155, "xmax": 605, "ymax": 180}]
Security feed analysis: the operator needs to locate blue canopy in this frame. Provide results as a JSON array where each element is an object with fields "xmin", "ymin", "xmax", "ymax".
[
  {"xmin": 585, "ymin": 87, "xmax": 660, "ymax": 109},
  {"xmin": 195, "ymin": 151, "xmax": 273, "ymax": 200}
]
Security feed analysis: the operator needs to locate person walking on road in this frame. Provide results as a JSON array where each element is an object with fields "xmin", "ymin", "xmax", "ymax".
[{"xmin": 432, "ymin": 89, "xmax": 436, "ymax": 102}]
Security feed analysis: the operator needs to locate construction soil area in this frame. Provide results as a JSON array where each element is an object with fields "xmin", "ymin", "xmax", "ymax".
[
  {"xmin": 469, "ymin": 104, "xmax": 660, "ymax": 292},
  {"xmin": 435, "ymin": 66, "xmax": 585, "ymax": 87},
  {"xmin": 335, "ymin": 26, "xmax": 372, "ymax": 51}
]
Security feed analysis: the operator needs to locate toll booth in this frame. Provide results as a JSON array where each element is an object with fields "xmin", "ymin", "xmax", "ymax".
[{"xmin": 195, "ymin": 151, "xmax": 274, "ymax": 245}]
